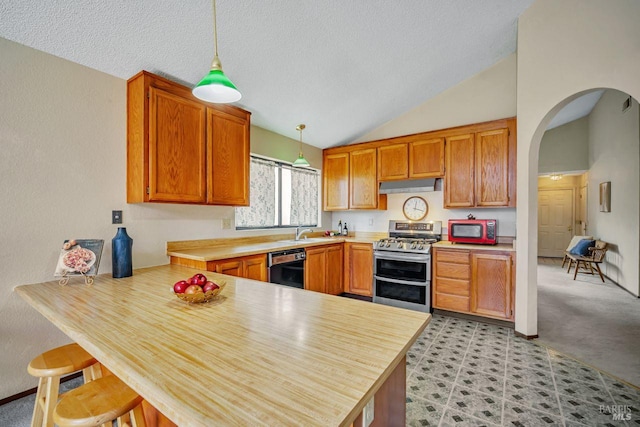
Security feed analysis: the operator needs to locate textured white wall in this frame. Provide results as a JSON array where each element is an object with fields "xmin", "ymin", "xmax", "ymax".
[
  {"xmin": 0, "ymin": 37, "xmax": 326, "ymax": 399},
  {"xmin": 538, "ymin": 117, "xmax": 589, "ymax": 174},
  {"xmin": 587, "ymin": 90, "xmax": 639, "ymax": 295},
  {"xmin": 353, "ymin": 53, "xmax": 517, "ymax": 143},
  {"xmin": 516, "ymin": 0, "xmax": 640, "ymax": 335}
]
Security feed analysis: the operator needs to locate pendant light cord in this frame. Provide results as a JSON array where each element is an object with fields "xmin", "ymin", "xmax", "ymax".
[{"xmin": 212, "ymin": 0, "xmax": 219, "ymax": 57}]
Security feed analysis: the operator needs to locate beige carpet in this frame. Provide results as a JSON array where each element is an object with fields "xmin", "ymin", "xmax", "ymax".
[{"xmin": 536, "ymin": 257, "xmax": 640, "ymax": 387}]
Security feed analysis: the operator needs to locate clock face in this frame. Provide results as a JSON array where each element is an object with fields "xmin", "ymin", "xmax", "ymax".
[{"xmin": 403, "ymin": 196, "xmax": 428, "ymax": 221}]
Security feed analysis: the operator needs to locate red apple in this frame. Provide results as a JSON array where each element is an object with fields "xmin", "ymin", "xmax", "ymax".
[
  {"xmin": 184, "ymin": 284, "xmax": 203, "ymax": 294},
  {"xmin": 191, "ymin": 274, "xmax": 207, "ymax": 286},
  {"xmin": 173, "ymin": 280, "xmax": 189, "ymax": 294},
  {"xmin": 202, "ymin": 281, "xmax": 219, "ymax": 293}
]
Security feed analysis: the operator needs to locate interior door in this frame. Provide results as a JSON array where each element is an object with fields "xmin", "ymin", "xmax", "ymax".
[{"xmin": 538, "ymin": 189, "xmax": 574, "ymax": 257}]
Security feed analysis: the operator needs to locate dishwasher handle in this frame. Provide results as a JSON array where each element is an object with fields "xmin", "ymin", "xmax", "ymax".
[{"xmin": 268, "ymin": 249, "xmax": 306, "ymax": 266}]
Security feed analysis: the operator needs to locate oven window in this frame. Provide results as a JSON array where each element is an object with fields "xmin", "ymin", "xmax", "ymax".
[
  {"xmin": 375, "ymin": 258, "xmax": 427, "ymax": 282},
  {"xmin": 376, "ymin": 279, "xmax": 426, "ymax": 305},
  {"xmin": 451, "ymin": 224, "xmax": 482, "ymax": 238}
]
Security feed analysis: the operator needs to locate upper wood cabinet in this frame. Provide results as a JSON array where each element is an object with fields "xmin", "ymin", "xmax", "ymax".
[
  {"xmin": 409, "ymin": 137, "xmax": 445, "ymax": 178},
  {"xmin": 206, "ymin": 108, "xmax": 250, "ymax": 205},
  {"xmin": 350, "ymin": 148, "xmax": 378, "ymax": 209},
  {"xmin": 444, "ymin": 133, "xmax": 475, "ymax": 208},
  {"xmin": 444, "ymin": 118, "xmax": 516, "ymax": 208},
  {"xmin": 323, "ymin": 148, "xmax": 386, "ymax": 211},
  {"xmin": 323, "ymin": 152, "xmax": 350, "ymax": 210},
  {"xmin": 377, "ymin": 138, "xmax": 445, "ymax": 182},
  {"xmin": 378, "ymin": 143, "xmax": 408, "ymax": 181},
  {"xmin": 127, "ymin": 71, "xmax": 250, "ymax": 206}
]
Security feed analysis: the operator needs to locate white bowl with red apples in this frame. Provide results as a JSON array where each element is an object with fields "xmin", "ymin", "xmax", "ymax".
[{"xmin": 173, "ymin": 273, "xmax": 226, "ymax": 303}]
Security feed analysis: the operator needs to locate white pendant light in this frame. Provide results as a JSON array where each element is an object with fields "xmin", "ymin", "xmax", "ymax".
[
  {"xmin": 292, "ymin": 124, "xmax": 311, "ymax": 168},
  {"xmin": 192, "ymin": 0, "xmax": 241, "ymax": 103}
]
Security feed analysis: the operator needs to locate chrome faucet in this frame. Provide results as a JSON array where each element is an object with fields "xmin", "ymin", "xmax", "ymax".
[{"xmin": 295, "ymin": 227, "xmax": 312, "ymax": 241}]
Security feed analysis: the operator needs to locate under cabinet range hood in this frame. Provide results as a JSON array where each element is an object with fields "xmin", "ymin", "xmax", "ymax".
[{"xmin": 378, "ymin": 178, "xmax": 437, "ymax": 194}]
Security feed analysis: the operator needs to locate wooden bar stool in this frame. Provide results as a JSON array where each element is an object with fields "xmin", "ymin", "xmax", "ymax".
[
  {"xmin": 28, "ymin": 343, "xmax": 101, "ymax": 427},
  {"xmin": 53, "ymin": 374, "xmax": 145, "ymax": 427}
]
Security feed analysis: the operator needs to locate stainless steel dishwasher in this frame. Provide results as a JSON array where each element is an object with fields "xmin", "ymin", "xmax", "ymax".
[{"xmin": 268, "ymin": 248, "xmax": 306, "ymax": 289}]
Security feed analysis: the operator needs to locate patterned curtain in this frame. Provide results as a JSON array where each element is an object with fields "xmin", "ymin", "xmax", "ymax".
[
  {"xmin": 235, "ymin": 157, "xmax": 276, "ymax": 227},
  {"xmin": 289, "ymin": 166, "xmax": 319, "ymax": 226}
]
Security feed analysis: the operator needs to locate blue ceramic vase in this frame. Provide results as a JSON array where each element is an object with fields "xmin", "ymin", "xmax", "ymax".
[{"xmin": 112, "ymin": 227, "xmax": 133, "ymax": 278}]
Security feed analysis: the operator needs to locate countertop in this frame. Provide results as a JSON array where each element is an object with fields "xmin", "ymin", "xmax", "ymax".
[
  {"xmin": 15, "ymin": 264, "xmax": 429, "ymax": 427},
  {"xmin": 167, "ymin": 236, "xmax": 378, "ymax": 262},
  {"xmin": 433, "ymin": 241, "xmax": 516, "ymax": 252}
]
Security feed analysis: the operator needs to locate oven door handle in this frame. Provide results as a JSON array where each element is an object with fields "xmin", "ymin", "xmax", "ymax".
[
  {"xmin": 373, "ymin": 275, "xmax": 429, "ymax": 287},
  {"xmin": 373, "ymin": 252, "xmax": 431, "ymax": 262}
]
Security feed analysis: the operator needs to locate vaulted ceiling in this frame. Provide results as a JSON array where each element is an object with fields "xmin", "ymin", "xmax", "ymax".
[{"xmin": 0, "ymin": 0, "xmax": 534, "ymax": 148}]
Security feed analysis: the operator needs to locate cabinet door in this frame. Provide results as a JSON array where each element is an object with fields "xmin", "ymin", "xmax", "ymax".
[
  {"xmin": 207, "ymin": 108, "xmax": 250, "ymax": 206},
  {"xmin": 444, "ymin": 134, "xmax": 475, "ymax": 208},
  {"xmin": 325, "ymin": 245, "xmax": 344, "ymax": 295},
  {"xmin": 323, "ymin": 152, "xmax": 350, "ymax": 210},
  {"xmin": 344, "ymin": 243, "xmax": 373, "ymax": 296},
  {"xmin": 244, "ymin": 255, "xmax": 267, "ymax": 281},
  {"xmin": 305, "ymin": 247, "xmax": 326, "ymax": 293},
  {"xmin": 475, "ymin": 128, "xmax": 509, "ymax": 207},
  {"xmin": 149, "ymin": 87, "xmax": 207, "ymax": 203},
  {"xmin": 471, "ymin": 252, "xmax": 512, "ymax": 319},
  {"xmin": 409, "ymin": 137, "xmax": 444, "ymax": 178},
  {"xmin": 377, "ymin": 143, "xmax": 408, "ymax": 181},
  {"xmin": 350, "ymin": 148, "xmax": 378, "ymax": 209},
  {"xmin": 212, "ymin": 259, "xmax": 243, "ymax": 277}
]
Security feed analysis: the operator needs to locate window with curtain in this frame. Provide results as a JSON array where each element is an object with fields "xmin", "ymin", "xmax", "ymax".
[{"xmin": 235, "ymin": 155, "xmax": 320, "ymax": 229}]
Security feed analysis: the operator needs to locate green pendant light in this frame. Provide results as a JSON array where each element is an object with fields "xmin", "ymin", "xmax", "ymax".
[
  {"xmin": 192, "ymin": 0, "xmax": 241, "ymax": 104},
  {"xmin": 292, "ymin": 124, "xmax": 311, "ymax": 168}
]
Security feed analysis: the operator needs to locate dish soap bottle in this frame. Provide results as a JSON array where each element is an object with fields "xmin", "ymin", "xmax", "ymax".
[
  {"xmin": 338, "ymin": 220, "xmax": 343, "ymax": 235},
  {"xmin": 342, "ymin": 222, "xmax": 348, "ymax": 236}
]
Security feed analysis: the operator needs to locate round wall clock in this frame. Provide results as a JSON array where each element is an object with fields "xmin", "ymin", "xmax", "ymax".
[{"xmin": 402, "ymin": 196, "xmax": 428, "ymax": 221}]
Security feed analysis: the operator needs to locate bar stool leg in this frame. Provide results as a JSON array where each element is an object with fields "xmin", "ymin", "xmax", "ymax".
[
  {"xmin": 41, "ymin": 376, "xmax": 60, "ymax": 427},
  {"xmin": 30, "ymin": 377, "xmax": 46, "ymax": 427}
]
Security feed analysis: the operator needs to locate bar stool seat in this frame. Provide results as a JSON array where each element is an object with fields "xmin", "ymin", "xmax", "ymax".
[
  {"xmin": 53, "ymin": 375, "xmax": 145, "ymax": 427},
  {"xmin": 28, "ymin": 343, "xmax": 100, "ymax": 427}
]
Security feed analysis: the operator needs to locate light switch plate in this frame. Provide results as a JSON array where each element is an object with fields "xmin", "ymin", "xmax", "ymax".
[
  {"xmin": 112, "ymin": 210, "xmax": 122, "ymax": 224},
  {"xmin": 222, "ymin": 218, "xmax": 232, "ymax": 229}
]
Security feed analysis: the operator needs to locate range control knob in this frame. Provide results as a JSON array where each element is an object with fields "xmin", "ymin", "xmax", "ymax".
[
  {"xmin": 410, "ymin": 242, "xmax": 417, "ymax": 249},
  {"xmin": 418, "ymin": 244, "xmax": 424, "ymax": 250},
  {"xmin": 385, "ymin": 242, "xmax": 391, "ymax": 248},
  {"xmin": 397, "ymin": 242, "xmax": 403, "ymax": 249}
]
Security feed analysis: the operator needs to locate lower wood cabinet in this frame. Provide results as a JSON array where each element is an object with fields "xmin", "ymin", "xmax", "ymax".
[
  {"xmin": 305, "ymin": 244, "xmax": 344, "ymax": 294},
  {"xmin": 209, "ymin": 254, "xmax": 267, "ymax": 281},
  {"xmin": 433, "ymin": 247, "xmax": 514, "ymax": 321},
  {"xmin": 343, "ymin": 242, "xmax": 373, "ymax": 297}
]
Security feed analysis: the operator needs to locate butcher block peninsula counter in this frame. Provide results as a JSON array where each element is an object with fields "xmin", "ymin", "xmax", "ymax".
[{"xmin": 15, "ymin": 264, "xmax": 429, "ymax": 426}]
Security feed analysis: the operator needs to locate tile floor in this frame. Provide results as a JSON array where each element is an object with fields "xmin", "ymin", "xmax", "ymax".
[{"xmin": 406, "ymin": 314, "xmax": 640, "ymax": 426}]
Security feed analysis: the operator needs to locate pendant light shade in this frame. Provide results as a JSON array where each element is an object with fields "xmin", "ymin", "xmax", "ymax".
[
  {"xmin": 192, "ymin": 0, "xmax": 241, "ymax": 104},
  {"xmin": 293, "ymin": 124, "xmax": 311, "ymax": 168}
]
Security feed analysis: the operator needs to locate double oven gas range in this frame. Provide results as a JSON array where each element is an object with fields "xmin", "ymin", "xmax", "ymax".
[{"xmin": 373, "ymin": 220, "xmax": 442, "ymax": 312}]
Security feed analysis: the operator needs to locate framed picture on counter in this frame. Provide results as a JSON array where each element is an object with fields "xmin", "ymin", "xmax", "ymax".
[{"xmin": 54, "ymin": 239, "xmax": 104, "ymax": 277}]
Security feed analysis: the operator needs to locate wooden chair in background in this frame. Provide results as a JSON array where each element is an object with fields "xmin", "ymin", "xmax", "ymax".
[{"xmin": 565, "ymin": 240, "xmax": 608, "ymax": 282}]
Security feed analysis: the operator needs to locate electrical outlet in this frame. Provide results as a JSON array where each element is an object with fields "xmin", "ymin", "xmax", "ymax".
[
  {"xmin": 112, "ymin": 210, "xmax": 122, "ymax": 224},
  {"xmin": 222, "ymin": 218, "xmax": 232, "ymax": 229},
  {"xmin": 368, "ymin": 218, "xmax": 374, "ymax": 226},
  {"xmin": 362, "ymin": 396, "xmax": 374, "ymax": 427}
]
